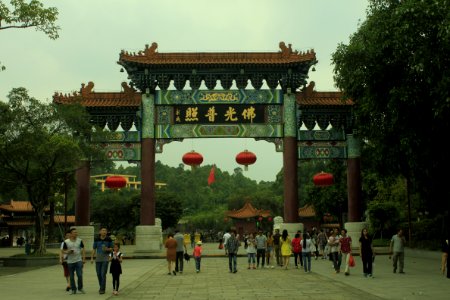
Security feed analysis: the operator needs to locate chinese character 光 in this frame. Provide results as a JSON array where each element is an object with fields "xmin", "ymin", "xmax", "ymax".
[{"xmin": 224, "ymin": 107, "xmax": 238, "ymax": 122}]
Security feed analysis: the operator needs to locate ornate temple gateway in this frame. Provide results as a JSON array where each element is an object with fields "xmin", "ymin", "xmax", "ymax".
[{"xmin": 53, "ymin": 42, "xmax": 364, "ymax": 251}]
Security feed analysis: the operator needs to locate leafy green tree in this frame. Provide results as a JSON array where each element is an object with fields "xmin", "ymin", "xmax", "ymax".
[
  {"xmin": 366, "ymin": 200, "xmax": 401, "ymax": 239},
  {"xmin": 0, "ymin": 0, "xmax": 60, "ymax": 70},
  {"xmin": 332, "ymin": 0, "xmax": 450, "ymax": 221},
  {"xmin": 0, "ymin": 88, "xmax": 97, "ymax": 254}
]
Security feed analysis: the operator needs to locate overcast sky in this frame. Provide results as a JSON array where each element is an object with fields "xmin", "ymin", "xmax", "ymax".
[{"xmin": 0, "ymin": 0, "xmax": 368, "ymax": 182}]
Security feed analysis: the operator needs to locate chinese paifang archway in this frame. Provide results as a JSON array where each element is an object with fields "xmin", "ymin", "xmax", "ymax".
[{"xmin": 53, "ymin": 42, "xmax": 364, "ymax": 252}]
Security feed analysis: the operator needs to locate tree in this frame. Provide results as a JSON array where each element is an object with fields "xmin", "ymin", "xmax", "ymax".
[
  {"xmin": 332, "ymin": 0, "xmax": 450, "ymax": 221},
  {"xmin": 0, "ymin": 0, "xmax": 59, "ymax": 70},
  {"xmin": 0, "ymin": 88, "xmax": 97, "ymax": 255}
]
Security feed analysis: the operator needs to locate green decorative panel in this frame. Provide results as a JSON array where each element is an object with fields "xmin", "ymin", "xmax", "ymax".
[
  {"xmin": 155, "ymin": 124, "xmax": 283, "ymax": 138},
  {"xmin": 298, "ymin": 129, "xmax": 346, "ymax": 141},
  {"xmin": 99, "ymin": 143, "xmax": 141, "ymax": 161},
  {"xmin": 92, "ymin": 131, "xmax": 140, "ymax": 143},
  {"xmin": 267, "ymin": 105, "xmax": 282, "ymax": 123},
  {"xmin": 142, "ymin": 94, "xmax": 154, "ymax": 138},
  {"xmin": 283, "ymin": 93, "xmax": 296, "ymax": 137},
  {"xmin": 156, "ymin": 106, "xmax": 172, "ymax": 124},
  {"xmin": 298, "ymin": 141, "xmax": 347, "ymax": 159},
  {"xmin": 346, "ymin": 134, "xmax": 361, "ymax": 158},
  {"xmin": 155, "ymin": 89, "xmax": 283, "ymax": 105}
]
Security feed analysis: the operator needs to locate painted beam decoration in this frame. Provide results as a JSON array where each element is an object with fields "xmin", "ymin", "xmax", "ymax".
[
  {"xmin": 298, "ymin": 129, "xmax": 346, "ymax": 141},
  {"xmin": 298, "ymin": 141, "xmax": 347, "ymax": 159},
  {"xmin": 99, "ymin": 143, "xmax": 141, "ymax": 161},
  {"xmin": 155, "ymin": 89, "xmax": 283, "ymax": 105},
  {"xmin": 156, "ymin": 124, "xmax": 283, "ymax": 138},
  {"xmin": 91, "ymin": 131, "xmax": 140, "ymax": 143}
]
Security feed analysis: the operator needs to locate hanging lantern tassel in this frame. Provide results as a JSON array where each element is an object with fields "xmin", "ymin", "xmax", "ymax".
[{"xmin": 235, "ymin": 150, "xmax": 257, "ymax": 171}]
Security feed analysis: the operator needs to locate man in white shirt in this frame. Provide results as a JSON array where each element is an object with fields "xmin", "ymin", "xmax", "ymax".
[{"xmin": 62, "ymin": 228, "xmax": 86, "ymax": 294}]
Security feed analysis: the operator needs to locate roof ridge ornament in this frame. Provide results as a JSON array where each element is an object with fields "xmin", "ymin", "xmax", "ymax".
[
  {"xmin": 279, "ymin": 41, "xmax": 298, "ymax": 56},
  {"xmin": 81, "ymin": 81, "xmax": 94, "ymax": 95},
  {"xmin": 144, "ymin": 42, "xmax": 158, "ymax": 56},
  {"xmin": 302, "ymin": 81, "xmax": 316, "ymax": 97}
]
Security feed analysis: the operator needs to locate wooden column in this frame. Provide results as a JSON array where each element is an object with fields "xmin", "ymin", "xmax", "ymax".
[
  {"xmin": 140, "ymin": 92, "xmax": 156, "ymax": 225},
  {"xmin": 346, "ymin": 134, "xmax": 362, "ymax": 222},
  {"xmin": 75, "ymin": 161, "xmax": 90, "ymax": 226},
  {"xmin": 140, "ymin": 138, "xmax": 155, "ymax": 225},
  {"xmin": 283, "ymin": 92, "xmax": 298, "ymax": 223},
  {"xmin": 283, "ymin": 137, "xmax": 298, "ymax": 222}
]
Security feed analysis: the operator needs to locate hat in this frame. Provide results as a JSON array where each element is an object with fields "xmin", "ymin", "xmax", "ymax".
[{"xmin": 197, "ymin": 241, "xmax": 202, "ymax": 245}]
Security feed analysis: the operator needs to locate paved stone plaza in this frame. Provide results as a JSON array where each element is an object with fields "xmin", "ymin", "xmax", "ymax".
[{"xmin": 0, "ymin": 244, "xmax": 449, "ymax": 300}]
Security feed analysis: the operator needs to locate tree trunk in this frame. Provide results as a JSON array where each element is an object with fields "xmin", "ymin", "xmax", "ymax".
[
  {"xmin": 33, "ymin": 206, "xmax": 47, "ymax": 255},
  {"xmin": 48, "ymin": 201, "xmax": 55, "ymax": 242}
]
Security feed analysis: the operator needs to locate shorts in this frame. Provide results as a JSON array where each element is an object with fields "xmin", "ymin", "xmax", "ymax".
[{"xmin": 62, "ymin": 261, "xmax": 69, "ymax": 277}]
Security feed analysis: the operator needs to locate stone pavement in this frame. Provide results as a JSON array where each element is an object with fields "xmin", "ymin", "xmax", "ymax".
[{"xmin": 0, "ymin": 244, "xmax": 449, "ymax": 300}]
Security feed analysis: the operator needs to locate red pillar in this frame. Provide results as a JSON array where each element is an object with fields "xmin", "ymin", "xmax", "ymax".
[
  {"xmin": 283, "ymin": 137, "xmax": 298, "ymax": 223},
  {"xmin": 347, "ymin": 157, "xmax": 362, "ymax": 222},
  {"xmin": 140, "ymin": 138, "xmax": 155, "ymax": 225},
  {"xmin": 75, "ymin": 161, "xmax": 90, "ymax": 226}
]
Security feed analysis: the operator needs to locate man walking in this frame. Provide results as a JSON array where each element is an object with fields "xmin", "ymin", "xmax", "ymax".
[
  {"xmin": 62, "ymin": 228, "xmax": 86, "ymax": 295},
  {"xmin": 174, "ymin": 230, "xmax": 187, "ymax": 274},
  {"xmin": 225, "ymin": 230, "xmax": 240, "ymax": 273},
  {"xmin": 273, "ymin": 229, "xmax": 281, "ymax": 266},
  {"xmin": 255, "ymin": 230, "xmax": 267, "ymax": 268},
  {"xmin": 389, "ymin": 228, "xmax": 406, "ymax": 274},
  {"xmin": 91, "ymin": 227, "xmax": 113, "ymax": 294}
]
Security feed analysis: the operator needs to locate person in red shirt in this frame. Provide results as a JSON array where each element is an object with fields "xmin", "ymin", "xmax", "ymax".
[
  {"xmin": 193, "ymin": 241, "xmax": 203, "ymax": 273},
  {"xmin": 339, "ymin": 229, "xmax": 352, "ymax": 276},
  {"xmin": 291, "ymin": 232, "xmax": 303, "ymax": 268}
]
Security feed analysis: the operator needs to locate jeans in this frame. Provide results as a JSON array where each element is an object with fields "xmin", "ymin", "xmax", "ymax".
[
  {"xmin": 362, "ymin": 253, "xmax": 373, "ymax": 275},
  {"xmin": 68, "ymin": 261, "xmax": 83, "ymax": 292},
  {"xmin": 331, "ymin": 251, "xmax": 340, "ymax": 271},
  {"xmin": 393, "ymin": 251, "xmax": 404, "ymax": 272},
  {"xmin": 302, "ymin": 252, "xmax": 311, "ymax": 272},
  {"xmin": 95, "ymin": 261, "xmax": 109, "ymax": 291},
  {"xmin": 195, "ymin": 256, "xmax": 201, "ymax": 271},
  {"xmin": 175, "ymin": 251, "xmax": 184, "ymax": 272},
  {"xmin": 228, "ymin": 253, "xmax": 237, "ymax": 272},
  {"xmin": 247, "ymin": 253, "xmax": 256, "ymax": 264},
  {"xmin": 274, "ymin": 244, "xmax": 281, "ymax": 265},
  {"xmin": 256, "ymin": 249, "xmax": 266, "ymax": 267}
]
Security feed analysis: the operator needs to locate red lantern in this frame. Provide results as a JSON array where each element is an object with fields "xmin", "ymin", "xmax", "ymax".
[
  {"xmin": 182, "ymin": 150, "xmax": 203, "ymax": 170},
  {"xmin": 258, "ymin": 216, "xmax": 263, "ymax": 221},
  {"xmin": 313, "ymin": 172, "xmax": 334, "ymax": 186},
  {"xmin": 268, "ymin": 217, "xmax": 273, "ymax": 222},
  {"xmin": 235, "ymin": 150, "xmax": 257, "ymax": 171},
  {"xmin": 105, "ymin": 176, "xmax": 127, "ymax": 189}
]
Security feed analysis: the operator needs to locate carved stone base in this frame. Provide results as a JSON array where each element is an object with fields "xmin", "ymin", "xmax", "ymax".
[
  {"xmin": 135, "ymin": 225, "xmax": 162, "ymax": 253},
  {"xmin": 73, "ymin": 226, "xmax": 94, "ymax": 254},
  {"xmin": 344, "ymin": 222, "xmax": 367, "ymax": 251}
]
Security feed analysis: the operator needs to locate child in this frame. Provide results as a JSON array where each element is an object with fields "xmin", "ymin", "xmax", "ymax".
[
  {"xmin": 193, "ymin": 241, "xmax": 203, "ymax": 273},
  {"xmin": 109, "ymin": 243, "xmax": 123, "ymax": 296}
]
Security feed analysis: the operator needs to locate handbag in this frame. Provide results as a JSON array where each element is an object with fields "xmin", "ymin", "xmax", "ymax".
[
  {"xmin": 183, "ymin": 252, "xmax": 190, "ymax": 262},
  {"xmin": 349, "ymin": 254, "xmax": 355, "ymax": 267}
]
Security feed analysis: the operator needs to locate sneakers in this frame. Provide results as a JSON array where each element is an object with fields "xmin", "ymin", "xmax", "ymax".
[
  {"xmin": 66, "ymin": 286, "xmax": 70, "ymax": 292},
  {"xmin": 78, "ymin": 289, "xmax": 85, "ymax": 294},
  {"xmin": 113, "ymin": 290, "xmax": 119, "ymax": 295},
  {"xmin": 399, "ymin": 271, "xmax": 405, "ymax": 274},
  {"xmin": 99, "ymin": 289, "xmax": 105, "ymax": 294},
  {"xmin": 172, "ymin": 271, "xmax": 177, "ymax": 276},
  {"xmin": 233, "ymin": 270, "xmax": 237, "ymax": 273},
  {"xmin": 345, "ymin": 272, "xmax": 349, "ymax": 276},
  {"xmin": 70, "ymin": 291, "xmax": 76, "ymax": 295},
  {"xmin": 196, "ymin": 269, "xmax": 199, "ymax": 273}
]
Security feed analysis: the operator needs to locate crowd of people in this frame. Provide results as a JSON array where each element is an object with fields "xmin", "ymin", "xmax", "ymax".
[{"xmin": 58, "ymin": 225, "xmax": 450, "ymax": 296}]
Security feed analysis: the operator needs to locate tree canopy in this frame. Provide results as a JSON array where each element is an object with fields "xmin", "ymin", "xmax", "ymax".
[
  {"xmin": 0, "ymin": 0, "xmax": 59, "ymax": 70},
  {"xmin": 332, "ymin": 0, "xmax": 450, "ymax": 217},
  {"xmin": 0, "ymin": 88, "xmax": 98, "ymax": 254}
]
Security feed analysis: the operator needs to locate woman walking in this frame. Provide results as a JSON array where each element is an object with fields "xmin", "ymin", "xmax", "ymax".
[
  {"xmin": 165, "ymin": 233, "xmax": 177, "ymax": 275},
  {"xmin": 359, "ymin": 228, "xmax": 374, "ymax": 277},
  {"xmin": 302, "ymin": 232, "xmax": 312, "ymax": 273},
  {"xmin": 280, "ymin": 230, "xmax": 292, "ymax": 269}
]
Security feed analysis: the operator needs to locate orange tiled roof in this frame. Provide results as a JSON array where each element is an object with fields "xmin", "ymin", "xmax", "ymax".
[
  {"xmin": 0, "ymin": 200, "xmax": 50, "ymax": 212},
  {"xmin": 119, "ymin": 42, "xmax": 316, "ymax": 66},
  {"xmin": 296, "ymin": 82, "xmax": 354, "ymax": 106},
  {"xmin": 298, "ymin": 204, "xmax": 316, "ymax": 218},
  {"xmin": 226, "ymin": 202, "xmax": 271, "ymax": 219},
  {"xmin": 4, "ymin": 216, "xmax": 75, "ymax": 226},
  {"xmin": 53, "ymin": 82, "xmax": 141, "ymax": 107}
]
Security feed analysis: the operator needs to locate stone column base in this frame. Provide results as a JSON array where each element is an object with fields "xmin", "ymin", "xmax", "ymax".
[
  {"xmin": 279, "ymin": 223, "xmax": 304, "ymax": 239},
  {"xmin": 344, "ymin": 221, "xmax": 367, "ymax": 252},
  {"xmin": 135, "ymin": 225, "xmax": 162, "ymax": 253},
  {"xmin": 73, "ymin": 226, "xmax": 94, "ymax": 255}
]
